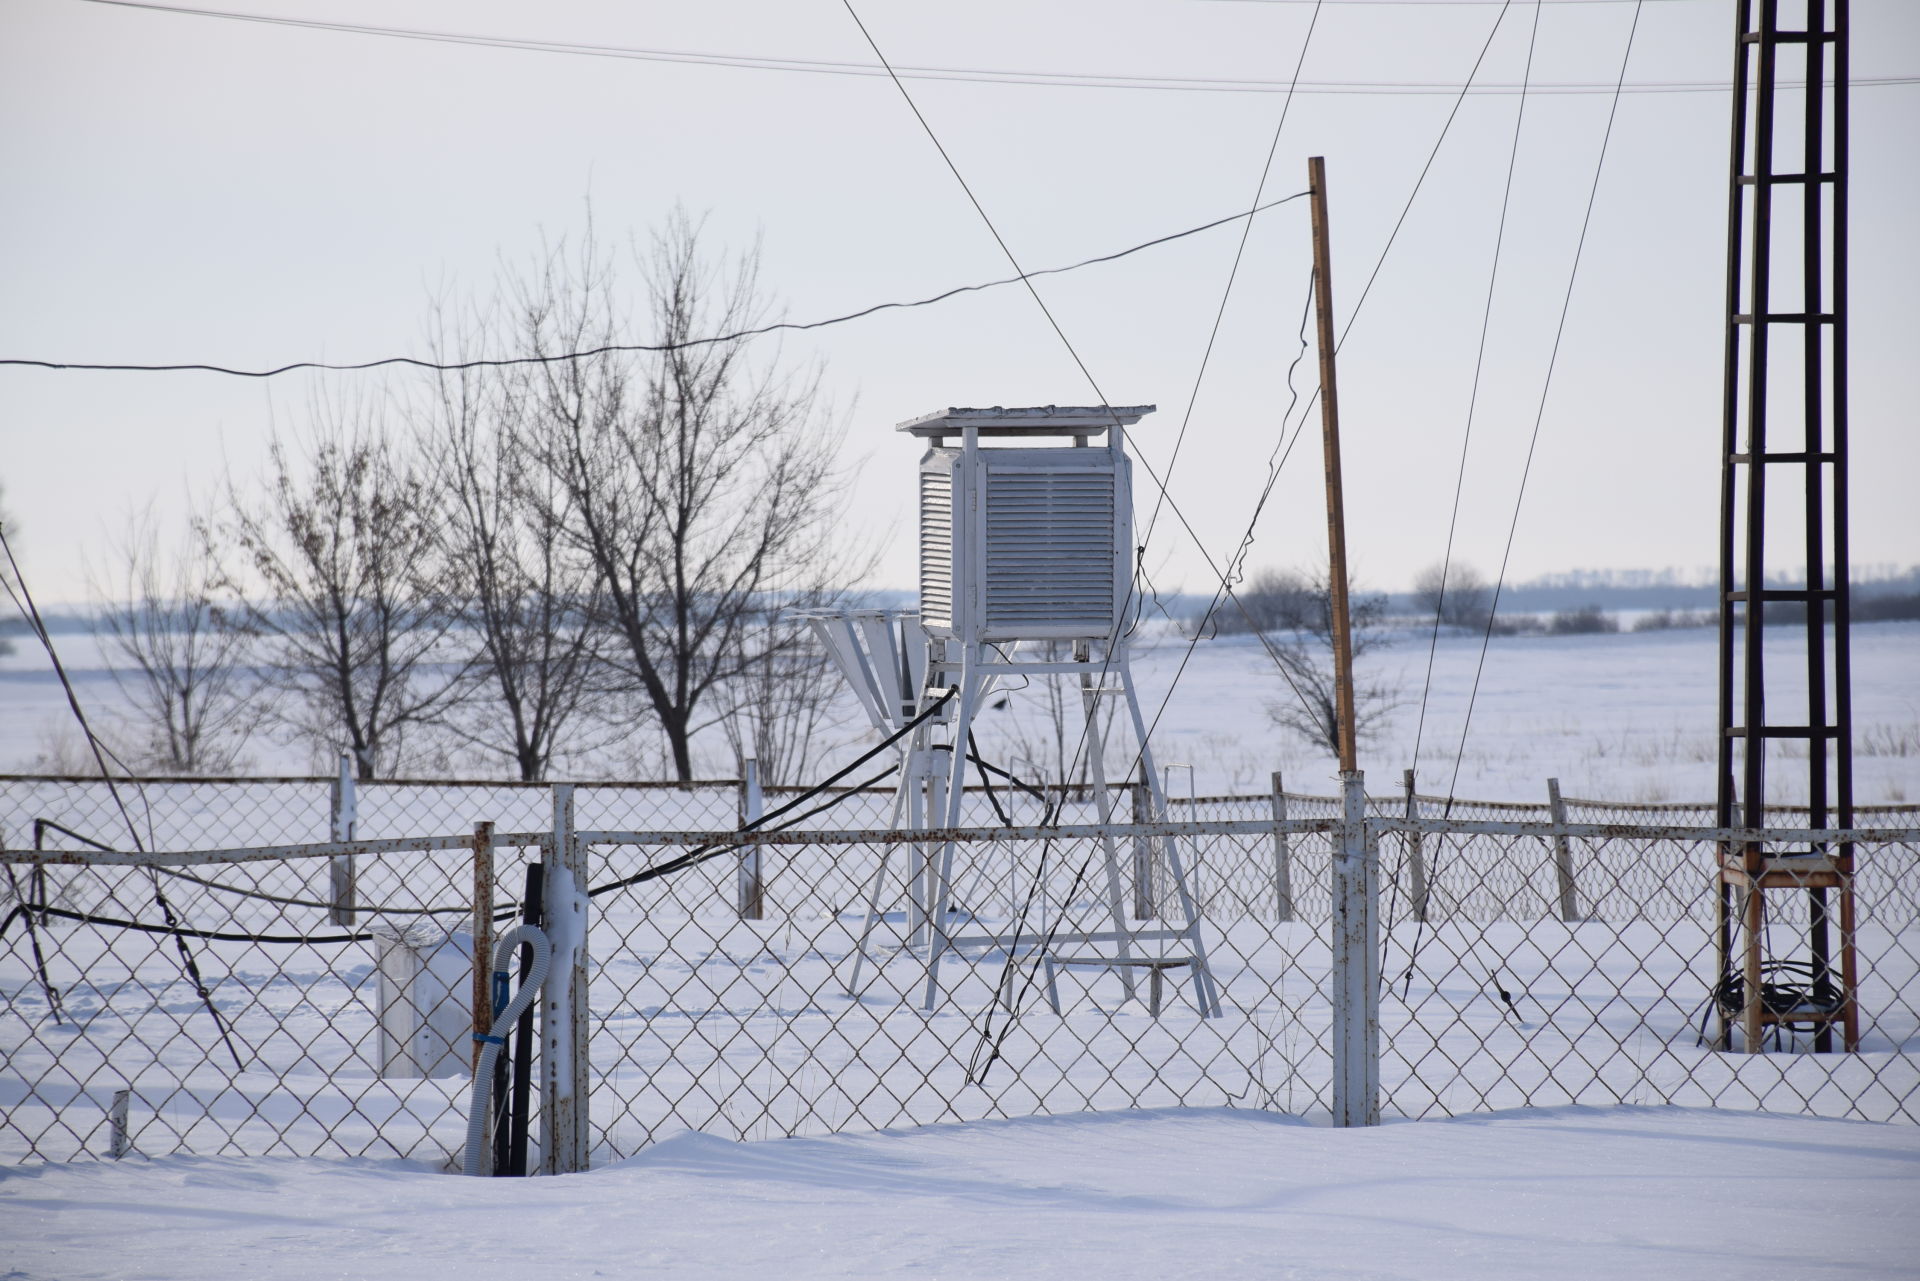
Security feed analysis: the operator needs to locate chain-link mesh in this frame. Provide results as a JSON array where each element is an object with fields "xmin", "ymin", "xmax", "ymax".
[
  {"xmin": 1375, "ymin": 824, "xmax": 1920, "ymax": 1122},
  {"xmin": 0, "ymin": 833, "xmax": 542, "ymax": 1163},
  {"xmin": 577, "ymin": 818, "xmax": 1338, "ymax": 1159},
  {"xmin": 5, "ymin": 772, "xmax": 1916, "ymax": 1166}
]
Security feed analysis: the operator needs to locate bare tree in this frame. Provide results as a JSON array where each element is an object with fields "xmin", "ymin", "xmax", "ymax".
[
  {"xmin": 0, "ymin": 481, "xmax": 18, "ymax": 657},
  {"xmin": 1411, "ymin": 560, "xmax": 1494, "ymax": 631},
  {"xmin": 210, "ymin": 404, "xmax": 470, "ymax": 779},
  {"xmin": 423, "ymin": 324, "xmax": 612, "ymax": 782},
  {"xmin": 1208, "ymin": 567, "xmax": 1402, "ymax": 757},
  {"xmin": 715, "ymin": 608, "xmax": 848, "ymax": 785},
  {"xmin": 94, "ymin": 506, "xmax": 260, "ymax": 773},
  {"xmin": 515, "ymin": 216, "xmax": 864, "ymax": 781}
]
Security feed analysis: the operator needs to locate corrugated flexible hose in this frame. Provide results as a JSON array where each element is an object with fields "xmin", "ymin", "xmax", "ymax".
[{"xmin": 463, "ymin": 924, "xmax": 551, "ymax": 1176}]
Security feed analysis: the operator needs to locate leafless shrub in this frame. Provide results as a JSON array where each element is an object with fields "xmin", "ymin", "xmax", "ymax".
[
  {"xmin": 1411, "ymin": 561, "xmax": 1493, "ymax": 631},
  {"xmin": 1547, "ymin": 605, "xmax": 1619, "ymax": 635},
  {"xmin": 716, "ymin": 609, "xmax": 851, "ymax": 786},
  {"xmin": 1632, "ymin": 608, "xmax": 1715, "ymax": 632},
  {"xmin": 1203, "ymin": 566, "xmax": 1403, "ymax": 758}
]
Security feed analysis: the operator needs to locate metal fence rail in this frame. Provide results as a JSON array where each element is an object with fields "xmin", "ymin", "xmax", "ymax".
[{"xmin": 3, "ymin": 773, "xmax": 1916, "ymax": 1167}]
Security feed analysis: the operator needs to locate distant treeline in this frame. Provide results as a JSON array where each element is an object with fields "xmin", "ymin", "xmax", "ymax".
[{"xmin": 1138, "ymin": 565, "xmax": 1920, "ymax": 630}]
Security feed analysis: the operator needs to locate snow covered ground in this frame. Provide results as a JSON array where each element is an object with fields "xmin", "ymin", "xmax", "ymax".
[{"xmin": 4, "ymin": 1106, "xmax": 1916, "ymax": 1281}]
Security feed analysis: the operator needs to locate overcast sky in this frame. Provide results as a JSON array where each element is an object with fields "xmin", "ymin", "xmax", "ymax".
[{"xmin": 3, "ymin": 0, "xmax": 1915, "ymax": 604}]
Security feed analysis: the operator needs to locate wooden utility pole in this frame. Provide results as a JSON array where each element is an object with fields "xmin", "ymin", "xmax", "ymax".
[{"xmin": 1308, "ymin": 155, "xmax": 1358, "ymax": 772}]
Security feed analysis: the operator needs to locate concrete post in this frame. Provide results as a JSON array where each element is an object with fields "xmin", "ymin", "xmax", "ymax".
[
  {"xmin": 1331, "ymin": 770, "xmax": 1379, "ymax": 1127},
  {"xmin": 737, "ymin": 760, "xmax": 765, "ymax": 920},
  {"xmin": 541, "ymin": 785, "xmax": 591, "ymax": 1173}
]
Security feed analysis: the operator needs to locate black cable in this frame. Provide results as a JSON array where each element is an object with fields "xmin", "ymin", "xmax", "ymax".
[
  {"xmin": 5, "ymin": 693, "xmax": 951, "ymax": 947},
  {"xmin": 0, "ymin": 900, "xmax": 375, "ymax": 945},
  {"xmin": 964, "ymin": 752, "xmax": 1049, "ymax": 805},
  {"xmin": 1443, "ymin": 0, "xmax": 1643, "ymax": 804},
  {"xmin": 0, "ymin": 196, "xmax": 1305, "ymax": 379},
  {"xmin": 968, "ymin": 733, "xmax": 1013, "ymax": 828},
  {"xmin": 586, "ymin": 760, "xmax": 902, "ymax": 900},
  {"xmin": 2, "ymin": 866, "xmax": 68, "ymax": 1022},
  {"xmin": 1403, "ymin": 0, "xmax": 1643, "ymax": 994},
  {"xmin": 0, "ymin": 526, "xmax": 247, "ymax": 1069},
  {"xmin": 73, "ymin": 0, "xmax": 1810, "ymax": 96},
  {"xmin": 586, "ymin": 687, "xmax": 956, "ymax": 899},
  {"xmin": 1409, "ymin": 0, "xmax": 1542, "ymax": 783},
  {"xmin": 32, "ymin": 817, "xmax": 486, "ymax": 918},
  {"xmin": 3, "ymin": 766, "xmax": 907, "ymax": 945},
  {"xmin": 1138, "ymin": 0, "xmax": 1324, "ymax": 556}
]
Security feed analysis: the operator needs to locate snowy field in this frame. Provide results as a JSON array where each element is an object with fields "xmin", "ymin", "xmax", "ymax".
[
  {"xmin": 4, "ymin": 1106, "xmax": 1917, "ymax": 1281},
  {"xmin": 1115, "ymin": 618, "xmax": 1920, "ymax": 804},
  {"xmin": 3, "ymin": 619, "xmax": 1916, "ymax": 804},
  {"xmin": 4, "ymin": 620, "xmax": 1916, "ymax": 1276}
]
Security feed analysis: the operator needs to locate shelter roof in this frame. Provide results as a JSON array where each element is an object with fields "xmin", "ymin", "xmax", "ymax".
[{"xmin": 895, "ymin": 405, "xmax": 1155, "ymax": 438}]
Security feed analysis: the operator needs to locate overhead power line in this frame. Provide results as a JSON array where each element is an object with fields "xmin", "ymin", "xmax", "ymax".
[
  {"xmin": 0, "ymin": 193, "xmax": 1307, "ymax": 378},
  {"xmin": 1207, "ymin": 0, "xmax": 1690, "ymax": 6},
  {"xmin": 75, "ymin": 1, "xmax": 1918, "ymax": 97}
]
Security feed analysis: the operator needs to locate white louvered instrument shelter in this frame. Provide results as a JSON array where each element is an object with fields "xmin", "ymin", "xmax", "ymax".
[{"xmin": 902, "ymin": 405, "xmax": 1153, "ymax": 643}]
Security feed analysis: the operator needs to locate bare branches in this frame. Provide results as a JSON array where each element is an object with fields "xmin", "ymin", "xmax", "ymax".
[
  {"xmin": 715, "ymin": 608, "xmax": 850, "ymax": 786},
  {"xmin": 94, "ymin": 505, "xmax": 259, "ymax": 774},
  {"xmin": 423, "ymin": 307, "xmax": 612, "ymax": 782},
  {"xmin": 513, "ymin": 213, "xmax": 868, "ymax": 780},
  {"xmin": 208, "ymin": 399, "xmax": 470, "ymax": 779},
  {"xmin": 1207, "ymin": 566, "xmax": 1403, "ymax": 758}
]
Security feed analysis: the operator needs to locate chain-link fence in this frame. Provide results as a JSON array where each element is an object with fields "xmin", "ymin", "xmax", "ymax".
[
  {"xmin": 1371, "ymin": 820, "xmax": 1920, "ymax": 1122},
  {"xmin": 0, "ymin": 829, "xmax": 546, "ymax": 1164},
  {"xmin": 4, "ymin": 771, "xmax": 1917, "ymax": 1167}
]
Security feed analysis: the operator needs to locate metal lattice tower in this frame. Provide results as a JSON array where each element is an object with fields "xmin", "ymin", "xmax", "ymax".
[{"xmin": 1714, "ymin": 0, "xmax": 1855, "ymax": 1053}]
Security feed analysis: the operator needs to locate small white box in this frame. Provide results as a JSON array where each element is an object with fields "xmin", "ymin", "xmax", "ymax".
[{"xmin": 373, "ymin": 923, "xmax": 475, "ymax": 1079}]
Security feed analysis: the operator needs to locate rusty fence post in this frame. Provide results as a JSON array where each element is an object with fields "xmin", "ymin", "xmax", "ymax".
[
  {"xmin": 470, "ymin": 822, "xmax": 495, "ymax": 1078},
  {"xmin": 1547, "ymin": 778, "xmax": 1582, "ymax": 922},
  {"xmin": 1131, "ymin": 781, "xmax": 1156, "ymax": 919},
  {"xmin": 328, "ymin": 750, "xmax": 357, "ymax": 925}
]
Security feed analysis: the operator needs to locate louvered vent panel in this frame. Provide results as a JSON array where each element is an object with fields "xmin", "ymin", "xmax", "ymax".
[
  {"xmin": 919, "ymin": 468, "xmax": 953, "ymax": 629},
  {"xmin": 983, "ymin": 469, "xmax": 1116, "ymax": 633}
]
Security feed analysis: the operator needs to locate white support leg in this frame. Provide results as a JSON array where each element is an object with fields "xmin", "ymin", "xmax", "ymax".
[
  {"xmin": 1120, "ymin": 651, "xmax": 1222, "ymax": 1017},
  {"xmin": 844, "ymin": 761, "xmax": 916, "ymax": 998},
  {"xmin": 922, "ymin": 646, "xmax": 980, "ymax": 1011},
  {"xmin": 1080, "ymin": 674, "xmax": 1139, "ymax": 1004}
]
